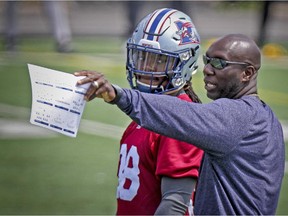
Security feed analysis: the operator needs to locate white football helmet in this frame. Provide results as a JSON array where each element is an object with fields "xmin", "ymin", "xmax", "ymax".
[{"xmin": 126, "ymin": 8, "xmax": 201, "ymax": 94}]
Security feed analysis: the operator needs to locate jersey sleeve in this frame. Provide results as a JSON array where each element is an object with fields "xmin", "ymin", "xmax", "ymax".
[
  {"xmin": 156, "ymin": 94, "xmax": 203, "ymax": 178},
  {"xmin": 156, "ymin": 135, "xmax": 203, "ymax": 178}
]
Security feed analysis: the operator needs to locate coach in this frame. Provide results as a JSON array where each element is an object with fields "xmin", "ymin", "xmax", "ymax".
[{"xmin": 75, "ymin": 34, "xmax": 285, "ymax": 215}]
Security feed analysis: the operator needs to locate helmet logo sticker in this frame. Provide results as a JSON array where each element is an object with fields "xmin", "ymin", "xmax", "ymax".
[{"xmin": 175, "ymin": 21, "xmax": 200, "ymax": 45}]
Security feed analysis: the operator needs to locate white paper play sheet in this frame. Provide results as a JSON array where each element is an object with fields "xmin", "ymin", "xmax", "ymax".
[{"xmin": 28, "ymin": 64, "xmax": 90, "ymax": 137}]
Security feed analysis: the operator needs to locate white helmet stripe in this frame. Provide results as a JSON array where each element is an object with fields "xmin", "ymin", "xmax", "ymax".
[{"xmin": 143, "ymin": 8, "xmax": 177, "ymax": 41}]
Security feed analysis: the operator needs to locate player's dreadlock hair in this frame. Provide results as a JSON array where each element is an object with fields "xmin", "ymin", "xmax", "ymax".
[{"xmin": 184, "ymin": 80, "xmax": 202, "ymax": 103}]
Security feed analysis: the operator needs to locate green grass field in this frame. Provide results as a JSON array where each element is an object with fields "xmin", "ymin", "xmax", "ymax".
[{"xmin": 0, "ymin": 36, "xmax": 287, "ymax": 214}]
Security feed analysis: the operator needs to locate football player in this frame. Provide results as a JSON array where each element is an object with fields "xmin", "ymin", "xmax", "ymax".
[{"xmin": 76, "ymin": 8, "xmax": 204, "ymax": 215}]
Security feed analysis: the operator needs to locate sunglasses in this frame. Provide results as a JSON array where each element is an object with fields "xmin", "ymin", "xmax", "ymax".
[{"xmin": 203, "ymin": 55, "xmax": 249, "ymax": 69}]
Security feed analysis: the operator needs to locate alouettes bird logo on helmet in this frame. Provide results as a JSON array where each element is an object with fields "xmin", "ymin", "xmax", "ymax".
[{"xmin": 175, "ymin": 21, "xmax": 200, "ymax": 45}]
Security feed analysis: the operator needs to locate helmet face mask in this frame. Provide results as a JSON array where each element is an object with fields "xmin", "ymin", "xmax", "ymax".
[{"xmin": 126, "ymin": 8, "xmax": 200, "ymax": 94}]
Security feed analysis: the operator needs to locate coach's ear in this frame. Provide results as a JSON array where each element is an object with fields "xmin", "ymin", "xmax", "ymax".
[{"xmin": 242, "ymin": 65, "xmax": 256, "ymax": 82}]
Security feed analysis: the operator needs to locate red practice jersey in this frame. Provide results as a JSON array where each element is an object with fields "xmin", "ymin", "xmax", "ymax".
[{"xmin": 116, "ymin": 94, "xmax": 204, "ymax": 215}]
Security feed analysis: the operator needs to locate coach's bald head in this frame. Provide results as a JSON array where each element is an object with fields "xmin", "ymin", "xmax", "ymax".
[
  {"xmin": 213, "ymin": 34, "xmax": 261, "ymax": 70},
  {"xmin": 204, "ymin": 34, "xmax": 262, "ymax": 99}
]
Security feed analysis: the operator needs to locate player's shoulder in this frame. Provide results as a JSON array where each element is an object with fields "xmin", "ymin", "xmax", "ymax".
[{"xmin": 177, "ymin": 93, "xmax": 192, "ymax": 102}]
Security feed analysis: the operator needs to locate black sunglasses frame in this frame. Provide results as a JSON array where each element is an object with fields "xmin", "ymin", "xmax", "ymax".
[{"xmin": 203, "ymin": 55, "xmax": 249, "ymax": 69}]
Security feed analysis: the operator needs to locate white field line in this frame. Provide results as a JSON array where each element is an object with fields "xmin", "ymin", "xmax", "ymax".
[
  {"xmin": 0, "ymin": 103, "xmax": 125, "ymax": 140},
  {"xmin": 0, "ymin": 103, "xmax": 287, "ymax": 173},
  {"xmin": 80, "ymin": 119, "xmax": 125, "ymax": 139},
  {"xmin": 1, "ymin": 103, "xmax": 288, "ymax": 141}
]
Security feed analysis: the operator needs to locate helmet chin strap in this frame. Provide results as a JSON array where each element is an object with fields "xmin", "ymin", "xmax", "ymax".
[
  {"xmin": 164, "ymin": 83, "xmax": 185, "ymax": 95},
  {"xmin": 136, "ymin": 76, "xmax": 185, "ymax": 95},
  {"xmin": 136, "ymin": 80, "xmax": 165, "ymax": 93}
]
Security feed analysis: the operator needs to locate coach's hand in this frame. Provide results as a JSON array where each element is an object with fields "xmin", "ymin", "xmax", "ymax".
[{"xmin": 74, "ymin": 70, "xmax": 116, "ymax": 102}]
